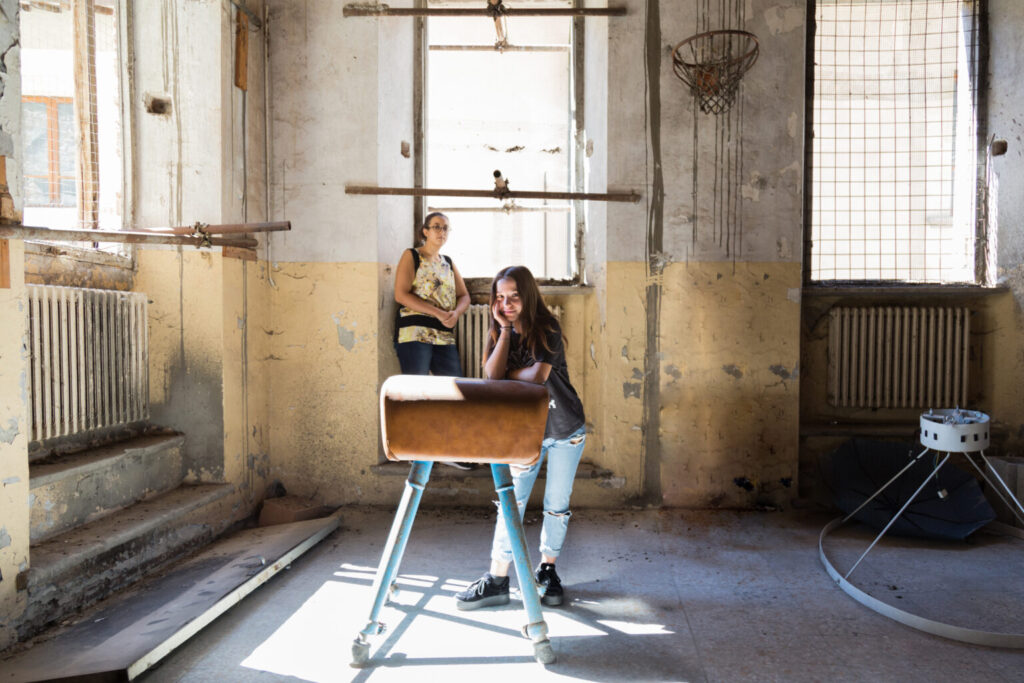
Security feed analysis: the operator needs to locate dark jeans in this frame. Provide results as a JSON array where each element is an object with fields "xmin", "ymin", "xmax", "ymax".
[{"xmin": 395, "ymin": 341, "xmax": 462, "ymax": 377}]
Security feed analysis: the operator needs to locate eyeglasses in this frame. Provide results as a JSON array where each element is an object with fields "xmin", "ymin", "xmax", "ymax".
[{"xmin": 427, "ymin": 223, "xmax": 450, "ymax": 233}]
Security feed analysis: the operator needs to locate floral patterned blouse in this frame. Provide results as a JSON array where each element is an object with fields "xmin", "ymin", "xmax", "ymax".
[{"xmin": 397, "ymin": 249, "xmax": 457, "ymax": 345}]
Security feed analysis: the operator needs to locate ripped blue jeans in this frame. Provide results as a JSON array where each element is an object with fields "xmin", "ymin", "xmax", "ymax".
[{"xmin": 490, "ymin": 425, "xmax": 586, "ymax": 564}]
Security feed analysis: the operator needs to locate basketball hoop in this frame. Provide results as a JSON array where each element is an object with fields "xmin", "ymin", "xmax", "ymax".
[{"xmin": 671, "ymin": 30, "xmax": 759, "ymax": 115}]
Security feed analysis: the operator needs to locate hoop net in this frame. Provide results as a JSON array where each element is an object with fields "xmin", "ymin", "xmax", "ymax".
[{"xmin": 671, "ymin": 30, "xmax": 759, "ymax": 115}]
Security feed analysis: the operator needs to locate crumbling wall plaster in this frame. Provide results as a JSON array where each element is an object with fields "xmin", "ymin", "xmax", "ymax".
[
  {"xmin": 0, "ymin": 240, "xmax": 28, "ymax": 651},
  {"xmin": 658, "ymin": 261, "xmax": 801, "ymax": 508},
  {"xmin": 0, "ymin": 1, "xmax": 27, "ymax": 650},
  {"xmin": 221, "ymin": 257, "xmax": 272, "ymax": 502},
  {"xmin": 602, "ymin": 0, "xmax": 805, "ymax": 506},
  {"xmin": 266, "ymin": 0, "xmax": 378, "ymax": 264},
  {"xmin": 136, "ymin": 249, "xmax": 226, "ymax": 480},
  {"xmin": 133, "ymin": 0, "xmax": 227, "ymax": 230},
  {"xmin": 265, "ymin": 262, "xmax": 382, "ymax": 502},
  {"xmin": 986, "ymin": 0, "xmax": 1024, "ymax": 456}
]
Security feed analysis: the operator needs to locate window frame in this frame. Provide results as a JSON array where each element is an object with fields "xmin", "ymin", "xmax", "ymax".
[
  {"xmin": 802, "ymin": 0, "xmax": 990, "ymax": 288},
  {"xmin": 19, "ymin": 0, "xmax": 134, "ymax": 242},
  {"xmin": 415, "ymin": 4, "xmax": 587, "ymax": 288}
]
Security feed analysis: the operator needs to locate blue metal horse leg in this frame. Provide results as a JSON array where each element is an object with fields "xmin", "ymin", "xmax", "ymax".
[
  {"xmin": 352, "ymin": 460, "xmax": 433, "ymax": 662},
  {"xmin": 491, "ymin": 462, "xmax": 553, "ymax": 661}
]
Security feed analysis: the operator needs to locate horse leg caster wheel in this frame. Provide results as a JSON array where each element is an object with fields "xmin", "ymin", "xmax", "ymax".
[
  {"xmin": 350, "ymin": 640, "xmax": 370, "ymax": 668},
  {"xmin": 533, "ymin": 640, "xmax": 556, "ymax": 665}
]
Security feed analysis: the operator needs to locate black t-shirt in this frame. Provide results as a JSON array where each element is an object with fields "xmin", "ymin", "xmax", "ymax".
[{"xmin": 505, "ymin": 319, "xmax": 585, "ymax": 440}]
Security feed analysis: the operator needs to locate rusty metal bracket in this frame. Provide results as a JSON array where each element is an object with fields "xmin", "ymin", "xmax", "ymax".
[
  {"xmin": 191, "ymin": 221, "xmax": 213, "ymax": 248},
  {"xmin": 486, "ymin": 0, "xmax": 509, "ymax": 19}
]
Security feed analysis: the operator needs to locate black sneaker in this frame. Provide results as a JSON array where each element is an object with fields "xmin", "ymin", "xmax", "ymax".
[
  {"xmin": 535, "ymin": 563, "xmax": 564, "ymax": 607},
  {"xmin": 455, "ymin": 573, "xmax": 510, "ymax": 611}
]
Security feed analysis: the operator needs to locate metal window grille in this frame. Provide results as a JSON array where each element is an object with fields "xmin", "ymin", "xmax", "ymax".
[{"xmin": 809, "ymin": 0, "xmax": 980, "ymax": 282}]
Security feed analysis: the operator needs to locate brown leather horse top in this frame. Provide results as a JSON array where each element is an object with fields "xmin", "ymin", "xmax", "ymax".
[{"xmin": 380, "ymin": 375, "xmax": 549, "ymax": 465}]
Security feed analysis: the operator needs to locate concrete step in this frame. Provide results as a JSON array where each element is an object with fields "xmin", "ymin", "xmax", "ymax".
[
  {"xmin": 19, "ymin": 482, "xmax": 237, "ymax": 640},
  {"xmin": 29, "ymin": 433, "xmax": 186, "ymax": 543}
]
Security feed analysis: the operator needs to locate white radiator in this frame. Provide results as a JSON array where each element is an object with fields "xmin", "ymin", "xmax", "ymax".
[
  {"xmin": 828, "ymin": 306, "xmax": 969, "ymax": 409},
  {"xmin": 456, "ymin": 304, "xmax": 562, "ymax": 379},
  {"xmin": 27, "ymin": 285, "xmax": 149, "ymax": 443}
]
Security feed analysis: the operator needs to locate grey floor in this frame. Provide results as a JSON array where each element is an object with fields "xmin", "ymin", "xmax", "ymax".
[{"xmin": 137, "ymin": 507, "xmax": 1024, "ymax": 682}]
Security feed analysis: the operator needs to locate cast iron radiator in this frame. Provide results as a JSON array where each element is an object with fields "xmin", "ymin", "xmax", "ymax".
[
  {"xmin": 827, "ymin": 306, "xmax": 969, "ymax": 409},
  {"xmin": 27, "ymin": 285, "xmax": 149, "ymax": 443}
]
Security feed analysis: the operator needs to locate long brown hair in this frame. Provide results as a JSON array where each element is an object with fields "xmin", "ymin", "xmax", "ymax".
[{"xmin": 485, "ymin": 265, "xmax": 560, "ymax": 361}]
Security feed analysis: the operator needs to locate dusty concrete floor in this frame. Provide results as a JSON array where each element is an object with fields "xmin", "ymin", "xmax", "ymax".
[{"xmin": 138, "ymin": 506, "xmax": 1024, "ymax": 682}]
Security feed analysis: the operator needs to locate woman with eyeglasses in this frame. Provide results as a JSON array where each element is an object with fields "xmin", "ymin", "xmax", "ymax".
[{"xmin": 393, "ymin": 211, "xmax": 470, "ymax": 377}]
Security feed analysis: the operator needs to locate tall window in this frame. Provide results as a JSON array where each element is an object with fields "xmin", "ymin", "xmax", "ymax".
[
  {"xmin": 809, "ymin": 0, "xmax": 980, "ymax": 283},
  {"xmin": 425, "ymin": 0, "xmax": 577, "ymax": 280},
  {"xmin": 20, "ymin": 1, "xmax": 125, "ymax": 235}
]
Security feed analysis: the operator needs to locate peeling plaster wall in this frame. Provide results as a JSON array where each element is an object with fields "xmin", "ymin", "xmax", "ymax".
[
  {"xmin": 0, "ymin": 1, "xmax": 27, "ymax": 650},
  {"xmin": 986, "ymin": 0, "xmax": 1024, "ymax": 456},
  {"xmin": 263, "ymin": 1, "xmax": 409, "ymax": 504},
  {"xmin": 0, "ymin": 0, "xmax": 20, "ymax": 205},
  {"xmin": 131, "ymin": 0, "xmax": 229, "ymax": 480},
  {"xmin": 130, "ymin": 0, "xmax": 271, "ymax": 507},
  {"xmin": 137, "ymin": 249, "xmax": 226, "ymax": 480},
  {"xmin": 266, "ymin": 1, "xmax": 377, "ymax": 264},
  {"xmin": 601, "ymin": 0, "xmax": 805, "ymax": 507},
  {"xmin": 263, "ymin": 262, "xmax": 382, "ymax": 501},
  {"xmin": 0, "ymin": 241, "xmax": 29, "ymax": 651},
  {"xmin": 221, "ymin": 257, "xmax": 271, "ymax": 502}
]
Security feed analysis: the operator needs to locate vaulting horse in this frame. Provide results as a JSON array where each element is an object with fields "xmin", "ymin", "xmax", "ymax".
[{"xmin": 350, "ymin": 375, "xmax": 555, "ymax": 666}]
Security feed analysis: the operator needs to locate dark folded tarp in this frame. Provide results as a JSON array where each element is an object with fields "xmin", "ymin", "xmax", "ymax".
[{"xmin": 820, "ymin": 438, "xmax": 995, "ymax": 540}]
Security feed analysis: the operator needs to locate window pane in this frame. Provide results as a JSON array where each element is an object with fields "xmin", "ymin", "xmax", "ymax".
[
  {"xmin": 22, "ymin": 102, "xmax": 49, "ymax": 178},
  {"xmin": 57, "ymin": 102, "xmax": 75, "ymax": 177},
  {"xmin": 439, "ymin": 210, "xmax": 571, "ymax": 280},
  {"xmin": 59, "ymin": 178, "xmax": 76, "ymax": 208},
  {"xmin": 426, "ymin": 3, "xmax": 575, "ymax": 279},
  {"xmin": 24, "ymin": 176, "xmax": 50, "ymax": 207}
]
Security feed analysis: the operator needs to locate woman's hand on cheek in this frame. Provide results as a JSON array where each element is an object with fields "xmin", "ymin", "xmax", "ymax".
[{"xmin": 492, "ymin": 302, "xmax": 510, "ymax": 327}]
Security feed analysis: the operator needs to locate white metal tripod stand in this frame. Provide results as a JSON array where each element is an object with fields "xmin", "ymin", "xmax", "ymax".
[{"xmin": 819, "ymin": 409, "xmax": 1024, "ymax": 647}]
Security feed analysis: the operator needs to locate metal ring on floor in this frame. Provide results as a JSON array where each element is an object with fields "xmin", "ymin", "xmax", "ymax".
[{"xmin": 819, "ymin": 516, "xmax": 1024, "ymax": 648}]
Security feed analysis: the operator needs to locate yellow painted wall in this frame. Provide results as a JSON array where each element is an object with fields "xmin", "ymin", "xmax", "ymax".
[
  {"xmin": 221, "ymin": 258, "xmax": 272, "ymax": 504},
  {"xmin": 564, "ymin": 262, "xmax": 802, "ymax": 508},
  {"xmin": 657, "ymin": 262, "xmax": 802, "ymax": 507},
  {"xmin": 136, "ymin": 249, "xmax": 226, "ymax": 480},
  {"xmin": 252, "ymin": 258, "xmax": 800, "ymax": 510},
  {"xmin": 133, "ymin": 248, "xmax": 271, "ymax": 519},
  {"xmin": 981, "ymin": 273, "xmax": 1024, "ymax": 454},
  {"xmin": 0, "ymin": 240, "xmax": 29, "ymax": 650},
  {"xmin": 263, "ymin": 261, "xmax": 396, "ymax": 503}
]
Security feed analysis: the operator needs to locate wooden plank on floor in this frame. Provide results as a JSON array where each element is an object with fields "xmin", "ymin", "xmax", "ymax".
[{"xmin": 2, "ymin": 512, "xmax": 341, "ymax": 682}]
